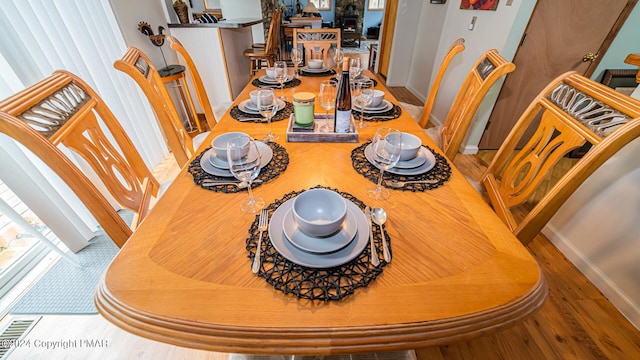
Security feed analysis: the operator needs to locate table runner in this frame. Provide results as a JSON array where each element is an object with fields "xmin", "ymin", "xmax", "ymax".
[
  {"xmin": 230, "ymin": 101, "xmax": 293, "ymax": 123},
  {"xmin": 246, "ymin": 186, "xmax": 388, "ymax": 301},
  {"xmin": 188, "ymin": 142, "xmax": 289, "ymax": 192},
  {"xmin": 351, "ymin": 142, "xmax": 451, "ymax": 191}
]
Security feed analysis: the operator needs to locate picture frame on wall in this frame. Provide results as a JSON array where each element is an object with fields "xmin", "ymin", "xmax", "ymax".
[{"xmin": 460, "ymin": 0, "xmax": 499, "ymax": 10}]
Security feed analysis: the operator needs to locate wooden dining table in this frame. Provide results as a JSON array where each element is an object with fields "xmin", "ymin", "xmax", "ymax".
[{"xmin": 95, "ymin": 70, "xmax": 547, "ymax": 356}]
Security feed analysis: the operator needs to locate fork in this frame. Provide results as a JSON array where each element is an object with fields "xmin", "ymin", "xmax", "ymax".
[
  {"xmin": 385, "ymin": 179, "xmax": 438, "ymax": 187},
  {"xmin": 252, "ymin": 209, "xmax": 269, "ymax": 273}
]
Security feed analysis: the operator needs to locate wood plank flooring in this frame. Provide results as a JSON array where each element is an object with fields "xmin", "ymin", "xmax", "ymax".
[{"xmin": 4, "ymin": 87, "xmax": 639, "ymax": 359}]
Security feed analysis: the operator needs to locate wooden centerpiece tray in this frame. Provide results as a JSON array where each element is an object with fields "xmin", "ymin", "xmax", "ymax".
[{"xmin": 286, "ymin": 113, "xmax": 358, "ymax": 143}]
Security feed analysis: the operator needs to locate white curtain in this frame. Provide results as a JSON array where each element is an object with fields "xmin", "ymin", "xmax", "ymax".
[{"xmin": 0, "ymin": 0, "xmax": 168, "ymax": 250}]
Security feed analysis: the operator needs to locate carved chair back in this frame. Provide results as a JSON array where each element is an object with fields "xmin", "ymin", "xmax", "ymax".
[
  {"xmin": 0, "ymin": 71, "xmax": 161, "ymax": 247},
  {"xmin": 439, "ymin": 49, "xmax": 515, "ymax": 159},
  {"xmin": 167, "ymin": 35, "xmax": 217, "ymax": 130},
  {"xmin": 114, "ymin": 47, "xmax": 194, "ymax": 167},
  {"xmin": 293, "ymin": 29, "xmax": 341, "ymax": 67},
  {"xmin": 418, "ymin": 38, "xmax": 465, "ymax": 129},
  {"xmin": 481, "ymin": 71, "xmax": 640, "ymax": 244}
]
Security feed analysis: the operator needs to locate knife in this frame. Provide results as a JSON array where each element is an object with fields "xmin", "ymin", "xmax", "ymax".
[{"xmin": 365, "ymin": 206, "xmax": 380, "ymax": 266}]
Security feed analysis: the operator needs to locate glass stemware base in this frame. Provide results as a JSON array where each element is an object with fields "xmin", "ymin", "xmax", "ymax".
[
  {"xmin": 240, "ymin": 195, "xmax": 266, "ymax": 214},
  {"xmin": 367, "ymin": 184, "xmax": 390, "ymax": 200}
]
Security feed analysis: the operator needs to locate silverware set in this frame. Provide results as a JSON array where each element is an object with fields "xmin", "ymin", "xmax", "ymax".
[{"xmin": 201, "ymin": 179, "xmax": 263, "ymax": 188}]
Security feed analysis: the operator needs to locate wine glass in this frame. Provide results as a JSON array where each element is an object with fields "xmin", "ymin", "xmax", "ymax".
[
  {"xmin": 274, "ymin": 60, "xmax": 288, "ymax": 101},
  {"xmin": 318, "ymin": 80, "xmax": 337, "ymax": 133},
  {"xmin": 352, "ymin": 79, "xmax": 373, "ymax": 128},
  {"xmin": 332, "ymin": 47, "xmax": 344, "ymax": 74},
  {"xmin": 291, "ymin": 46, "xmax": 303, "ymax": 78},
  {"xmin": 227, "ymin": 135, "xmax": 265, "ymax": 213},
  {"xmin": 349, "ymin": 57, "xmax": 361, "ymax": 82},
  {"xmin": 367, "ymin": 128, "xmax": 402, "ymax": 200},
  {"xmin": 256, "ymin": 89, "xmax": 279, "ymax": 142}
]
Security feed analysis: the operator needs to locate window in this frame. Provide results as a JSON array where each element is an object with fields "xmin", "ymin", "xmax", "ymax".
[
  {"xmin": 310, "ymin": 0, "xmax": 332, "ymax": 11},
  {"xmin": 368, "ymin": 0, "xmax": 385, "ymax": 11}
]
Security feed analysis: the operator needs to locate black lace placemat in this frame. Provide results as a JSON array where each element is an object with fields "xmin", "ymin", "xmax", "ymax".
[
  {"xmin": 188, "ymin": 142, "xmax": 289, "ymax": 193},
  {"xmin": 351, "ymin": 142, "xmax": 451, "ymax": 191},
  {"xmin": 299, "ymin": 69, "xmax": 336, "ymax": 77},
  {"xmin": 251, "ymin": 78, "xmax": 301, "ymax": 89},
  {"xmin": 246, "ymin": 185, "xmax": 389, "ymax": 301},
  {"xmin": 230, "ymin": 101, "xmax": 293, "ymax": 123},
  {"xmin": 353, "ymin": 104, "xmax": 402, "ymax": 122}
]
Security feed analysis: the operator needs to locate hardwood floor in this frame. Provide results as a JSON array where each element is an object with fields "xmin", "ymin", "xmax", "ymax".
[{"xmin": 4, "ymin": 87, "xmax": 639, "ymax": 359}]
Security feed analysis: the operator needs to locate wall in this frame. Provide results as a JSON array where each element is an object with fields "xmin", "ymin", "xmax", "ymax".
[
  {"xmin": 590, "ymin": 3, "xmax": 640, "ymax": 82},
  {"xmin": 220, "ymin": 0, "xmax": 264, "ymax": 44},
  {"xmin": 403, "ymin": 1, "xmax": 534, "ymax": 153},
  {"xmin": 385, "ymin": 0, "xmax": 422, "ymax": 87},
  {"xmin": 109, "ymin": 0, "xmax": 179, "ymax": 68},
  {"xmin": 362, "ymin": 2, "xmax": 383, "ymax": 36}
]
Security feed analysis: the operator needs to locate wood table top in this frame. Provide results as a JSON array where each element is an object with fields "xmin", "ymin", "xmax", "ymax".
[{"xmin": 96, "ymin": 70, "xmax": 547, "ymax": 355}]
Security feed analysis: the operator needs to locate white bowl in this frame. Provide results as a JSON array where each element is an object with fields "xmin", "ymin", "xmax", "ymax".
[
  {"xmin": 211, "ymin": 132, "xmax": 250, "ymax": 160},
  {"xmin": 308, "ymin": 59, "xmax": 324, "ymax": 69},
  {"xmin": 369, "ymin": 89, "xmax": 385, "ymax": 107},
  {"xmin": 292, "ymin": 189, "xmax": 347, "ymax": 238},
  {"xmin": 265, "ymin": 67, "xmax": 276, "ymax": 78},
  {"xmin": 399, "ymin": 132, "xmax": 422, "ymax": 161},
  {"xmin": 250, "ymin": 89, "xmax": 273, "ymax": 106}
]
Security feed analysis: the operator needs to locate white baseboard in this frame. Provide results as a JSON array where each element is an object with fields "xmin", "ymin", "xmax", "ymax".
[
  {"xmin": 461, "ymin": 144, "xmax": 478, "ymax": 155},
  {"xmin": 542, "ymin": 224, "xmax": 640, "ymax": 330},
  {"xmin": 405, "ymin": 84, "xmax": 427, "ymax": 103}
]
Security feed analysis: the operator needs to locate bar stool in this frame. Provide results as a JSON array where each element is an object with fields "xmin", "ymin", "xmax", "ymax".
[{"xmin": 158, "ymin": 64, "xmax": 203, "ymax": 133}]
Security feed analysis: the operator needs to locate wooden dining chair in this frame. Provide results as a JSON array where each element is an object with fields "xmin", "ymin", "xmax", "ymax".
[
  {"xmin": 115, "ymin": 47, "xmax": 206, "ymax": 167},
  {"xmin": 243, "ymin": 9, "xmax": 281, "ymax": 76},
  {"xmin": 479, "ymin": 71, "xmax": 640, "ymax": 245},
  {"xmin": 166, "ymin": 35, "xmax": 231, "ymax": 130},
  {"xmin": 427, "ymin": 49, "xmax": 515, "ymax": 160},
  {"xmin": 0, "ymin": 71, "xmax": 161, "ymax": 248},
  {"xmin": 293, "ymin": 28, "xmax": 341, "ymax": 67},
  {"xmin": 401, "ymin": 38, "xmax": 465, "ymax": 128}
]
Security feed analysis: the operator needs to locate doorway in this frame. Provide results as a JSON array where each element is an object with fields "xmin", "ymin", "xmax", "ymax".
[{"xmin": 479, "ymin": 0, "xmax": 638, "ymax": 149}]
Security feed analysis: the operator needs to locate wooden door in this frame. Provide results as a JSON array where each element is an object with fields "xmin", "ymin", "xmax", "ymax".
[
  {"xmin": 479, "ymin": 0, "xmax": 637, "ymax": 149},
  {"xmin": 378, "ymin": 0, "xmax": 398, "ymax": 79}
]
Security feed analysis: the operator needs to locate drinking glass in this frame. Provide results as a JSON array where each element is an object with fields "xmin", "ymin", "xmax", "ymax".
[
  {"xmin": 349, "ymin": 57, "xmax": 361, "ymax": 81},
  {"xmin": 318, "ymin": 80, "xmax": 337, "ymax": 133},
  {"xmin": 332, "ymin": 47, "xmax": 344, "ymax": 74},
  {"xmin": 274, "ymin": 61, "xmax": 288, "ymax": 101},
  {"xmin": 227, "ymin": 135, "xmax": 265, "ymax": 213},
  {"xmin": 352, "ymin": 79, "xmax": 373, "ymax": 128},
  {"xmin": 291, "ymin": 46, "xmax": 303, "ymax": 78},
  {"xmin": 367, "ymin": 128, "xmax": 402, "ymax": 200},
  {"xmin": 256, "ymin": 89, "xmax": 279, "ymax": 142}
]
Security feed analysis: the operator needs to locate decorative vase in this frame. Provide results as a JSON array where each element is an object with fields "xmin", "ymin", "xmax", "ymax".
[{"xmin": 173, "ymin": 0, "xmax": 189, "ymax": 24}]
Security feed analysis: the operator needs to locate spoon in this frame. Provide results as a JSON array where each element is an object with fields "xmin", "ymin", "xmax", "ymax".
[
  {"xmin": 371, "ymin": 207, "xmax": 391, "ymax": 263},
  {"xmin": 385, "ymin": 179, "xmax": 438, "ymax": 188}
]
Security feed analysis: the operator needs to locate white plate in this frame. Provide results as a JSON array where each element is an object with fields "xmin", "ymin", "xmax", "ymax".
[
  {"xmin": 200, "ymin": 142, "xmax": 273, "ymax": 177},
  {"xmin": 259, "ymin": 75, "xmax": 292, "ymax": 84},
  {"xmin": 354, "ymin": 100, "xmax": 393, "ymax": 114},
  {"xmin": 283, "ymin": 207, "xmax": 358, "ymax": 254},
  {"xmin": 364, "ymin": 144, "xmax": 436, "ymax": 176},
  {"xmin": 205, "ymin": 145, "xmax": 260, "ymax": 170},
  {"xmin": 394, "ymin": 147, "xmax": 429, "ymax": 169},
  {"xmin": 301, "ymin": 66, "xmax": 330, "ymax": 73},
  {"xmin": 268, "ymin": 197, "xmax": 369, "ymax": 268},
  {"xmin": 238, "ymin": 99, "xmax": 286, "ymax": 115}
]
